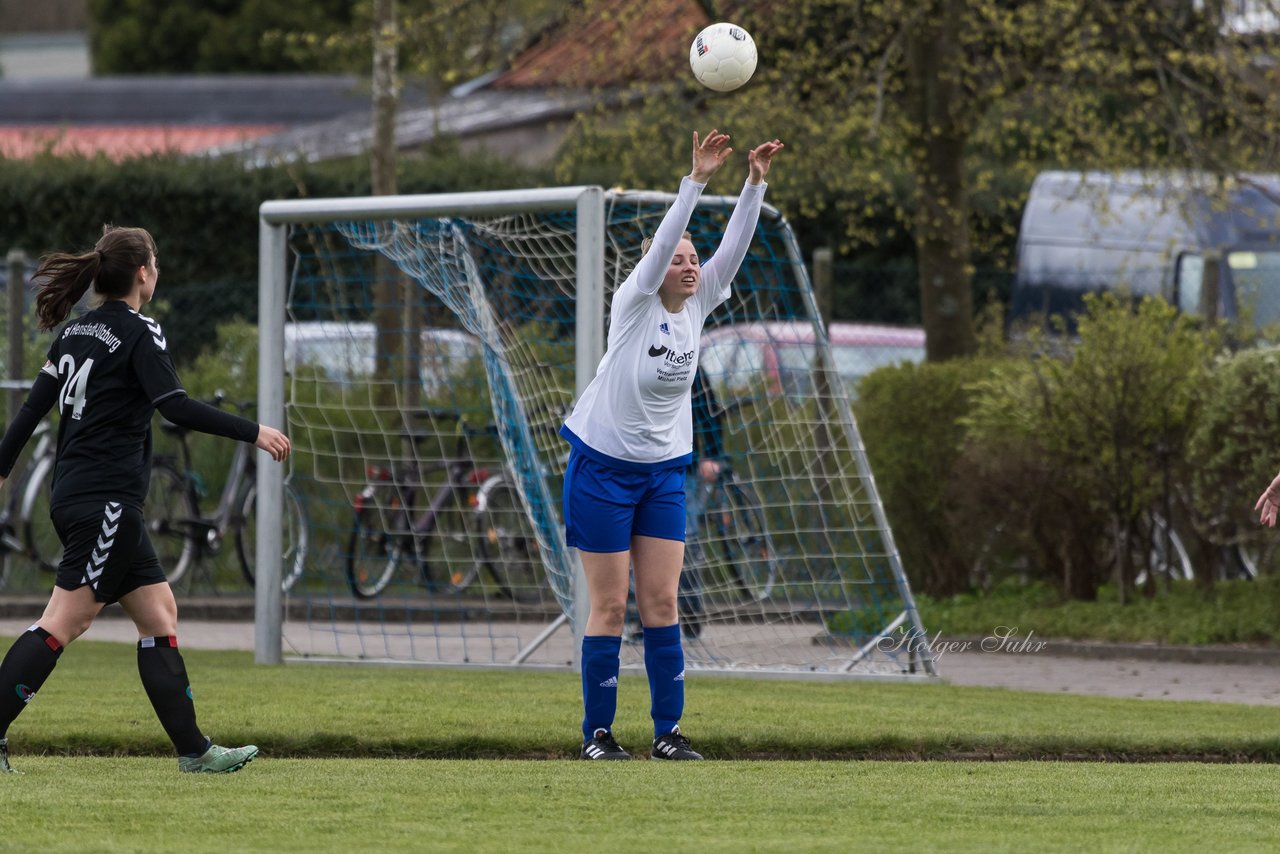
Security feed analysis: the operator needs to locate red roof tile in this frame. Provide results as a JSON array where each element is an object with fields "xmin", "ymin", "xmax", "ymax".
[
  {"xmin": 493, "ymin": 0, "xmax": 713, "ymax": 89},
  {"xmin": 0, "ymin": 124, "xmax": 284, "ymax": 160}
]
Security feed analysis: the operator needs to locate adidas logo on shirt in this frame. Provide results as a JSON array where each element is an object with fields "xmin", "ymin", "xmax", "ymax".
[
  {"xmin": 599, "ymin": 676, "xmax": 619, "ymax": 688},
  {"xmin": 674, "ymin": 670, "xmax": 685, "ymax": 682}
]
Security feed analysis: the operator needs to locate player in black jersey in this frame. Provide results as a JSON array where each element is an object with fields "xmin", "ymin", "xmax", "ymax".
[{"xmin": 0, "ymin": 225, "xmax": 291, "ymax": 774}]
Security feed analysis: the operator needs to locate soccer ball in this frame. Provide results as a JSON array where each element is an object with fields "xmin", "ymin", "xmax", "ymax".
[{"xmin": 689, "ymin": 23, "xmax": 757, "ymax": 92}]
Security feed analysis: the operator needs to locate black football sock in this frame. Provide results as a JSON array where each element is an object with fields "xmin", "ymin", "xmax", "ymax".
[
  {"xmin": 0, "ymin": 626, "xmax": 64, "ymax": 738},
  {"xmin": 136, "ymin": 636, "xmax": 207, "ymax": 756}
]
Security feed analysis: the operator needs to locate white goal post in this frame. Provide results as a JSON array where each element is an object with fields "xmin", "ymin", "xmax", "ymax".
[{"xmin": 254, "ymin": 184, "xmax": 936, "ymax": 680}]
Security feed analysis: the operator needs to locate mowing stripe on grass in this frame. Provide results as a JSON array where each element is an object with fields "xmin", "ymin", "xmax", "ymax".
[{"xmin": 4, "ymin": 641, "xmax": 1279, "ymax": 763}]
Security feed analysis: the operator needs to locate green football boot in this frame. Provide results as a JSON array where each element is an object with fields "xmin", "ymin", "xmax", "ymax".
[
  {"xmin": 0, "ymin": 737, "xmax": 20, "ymax": 774},
  {"xmin": 178, "ymin": 742, "xmax": 258, "ymax": 774}
]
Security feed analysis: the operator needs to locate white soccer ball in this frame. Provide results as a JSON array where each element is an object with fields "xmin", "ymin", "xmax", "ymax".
[{"xmin": 689, "ymin": 23, "xmax": 757, "ymax": 92}]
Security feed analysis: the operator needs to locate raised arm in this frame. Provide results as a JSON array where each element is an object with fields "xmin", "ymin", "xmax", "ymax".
[
  {"xmin": 628, "ymin": 130, "xmax": 733, "ymax": 296},
  {"xmin": 701, "ymin": 139, "xmax": 785, "ymax": 294}
]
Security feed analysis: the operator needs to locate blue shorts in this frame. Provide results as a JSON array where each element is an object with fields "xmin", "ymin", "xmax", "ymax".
[{"xmin": 563, "ymin": 451, "xmax": 686, "ymax": 553}]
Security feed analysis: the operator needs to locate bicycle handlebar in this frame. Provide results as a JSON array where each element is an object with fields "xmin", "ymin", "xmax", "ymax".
[
  {"xmin": 402, "ymin": 408, "xmax": 500, "ymax": 444},
  {"xmin": 157, "ymin": 390, "xmax": 255, "ymax": 437},
  {"xmin": 210, "ymin": 389, "xmax": 255, "ymax": 415}
]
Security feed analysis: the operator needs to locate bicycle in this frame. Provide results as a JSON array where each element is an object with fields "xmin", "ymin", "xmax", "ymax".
[
  {"xmin": 146, "ymin": 392, "xmax": 309, "ymax": 592},
  {"xmin": 345, "ymin": 409, "xmax": 543, "ymax": 602},
  {"xmin": 685, "ymin": 461, "xmax": 778, "ymax": 602},
  {"xmin": 0, "ymin": 414, "xmax": 55, "ymax": 590},
  {"xmin": 969, "ymin": 505, "xmax": 1196, "ymax": 591},
  {"xmin": 620, "ymin": 459, "xmax": 778, "ymax": 642}
]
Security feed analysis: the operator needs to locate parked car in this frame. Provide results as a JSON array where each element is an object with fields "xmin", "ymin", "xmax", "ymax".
[
  {"xmin": 1013, "ymin": 170, "xmax": 1280, "ymax": 328},
  {"xmin": 284, "ymin": 321, "xmax": 481, "ymax": 396},
  {"xmin": 699, "ymin": 321, "xmax": 926, "ymax": 400}
]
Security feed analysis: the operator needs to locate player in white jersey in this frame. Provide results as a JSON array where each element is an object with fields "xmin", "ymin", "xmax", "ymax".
[{"xmin": 561, "ymin": 129, "xmax": 784, "ymax": 760}]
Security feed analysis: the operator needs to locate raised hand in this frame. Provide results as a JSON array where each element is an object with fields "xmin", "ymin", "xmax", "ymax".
[
  {"xmin": 747, "ymin": 139, "xmax": 784, "ymax": 185},
  {"xmin": 1256, "ymin": 470, "xmax": 1280, "ymax": 526},
  {"xmin": 690, "ymin": 129, "xmax": 733, "ymax": 184}
]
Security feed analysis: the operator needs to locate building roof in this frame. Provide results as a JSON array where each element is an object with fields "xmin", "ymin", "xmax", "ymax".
[
  {"xmin": 211, "ymin": 87, "xmax": 598, "ymax": 166},
  {"xmin": 0, "ymin": 125, "xmax": 284, "ymax": 159},
  {"xmin": 491, "ymin": 0, "xmax": 712, "ymax": 90},
  {"xmin": 0, "ymin": 75, "xmax": 414, "ymax": 124},
  {"xmin": 0, "ymin": 2, "xmax": 753, "ymax": 164},
  {"xmin": 0, "ymin": 75, "xmax": 430, "ymax": 160},
  {"xmin": 213, "ymin": 1, "xmax": 760, "ymax": 165}
]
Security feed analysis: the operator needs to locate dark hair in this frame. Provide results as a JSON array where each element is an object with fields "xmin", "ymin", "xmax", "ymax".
[
  {"xmin": 640, "ymin": 231, "xmax": 694, "ymax": 257},
  {"xmin": 34, "ymin": 225, "xmax": 156, "ymax": 331}
]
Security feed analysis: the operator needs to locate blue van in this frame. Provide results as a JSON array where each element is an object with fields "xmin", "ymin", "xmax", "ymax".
[{"xmin": 1012, "ymin": 170, "xmax": 1280, "ymax": 327}]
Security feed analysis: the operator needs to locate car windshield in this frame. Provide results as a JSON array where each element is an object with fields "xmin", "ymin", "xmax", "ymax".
[
  {"xmin": 830, "ymin": 344, "xmax": 928, "ymax": 383},
  {"xmin": 1229, "ymin": 250, "xmax": 1280, "ymax": 329},
  {"xmin": 287, "ymin": 324, "xmax": 480, "ymax": 394},
  {"xmin": 778, "ymin": 342, "xmax": 925, "ymax": 388},
  {"xmin": 292, "ymin": 334, "xmax": 375, "ymax": 379}
]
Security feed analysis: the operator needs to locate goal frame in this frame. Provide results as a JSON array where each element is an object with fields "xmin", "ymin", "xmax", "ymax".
[{"xmin": 255, "ymin": 185, "xmax": 936, "ymax": 678}]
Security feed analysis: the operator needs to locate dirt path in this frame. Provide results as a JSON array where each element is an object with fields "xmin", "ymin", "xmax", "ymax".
[
  {"xmin": 937, "ymin": 647, "xmax": 1280, "ymax": 706},
  {"xmin": 3, "ymin": 616, "xmax": 1279, "ymax": 706}
]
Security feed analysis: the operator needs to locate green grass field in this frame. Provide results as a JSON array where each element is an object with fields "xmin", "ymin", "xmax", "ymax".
[
  {"xmin": 4, "ymin": 758, "xmax": 1278, "ymax": 853},
  {"xmin": 3, "ymin": 642, "xmax": 1280, "ymax": 852}
]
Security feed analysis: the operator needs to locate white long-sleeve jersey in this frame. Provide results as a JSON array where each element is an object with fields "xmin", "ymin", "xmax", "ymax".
[{"xmin": 561, "ymin": 175, "xmax": 767, "ymax": 470}]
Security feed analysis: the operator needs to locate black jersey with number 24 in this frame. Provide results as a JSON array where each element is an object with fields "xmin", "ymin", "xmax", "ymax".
[{"xmin": 42, "ymin": 300, "xmax": 184, "ymax": 511}]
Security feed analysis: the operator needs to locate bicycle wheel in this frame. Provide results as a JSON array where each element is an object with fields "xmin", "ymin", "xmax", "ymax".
[
  {"xmin": 1132, "ymin": 513, "xmax": 1194, "ymax": 586},
  {"xmin": 0, "ymin": 523, "xmax": 19, "ymax": 592},
  {"xmin": 20, "ymin": 454, "xmax": 60, "ymax": 572},
  {"xmin": 701, "ymin": 477, "xmax": 777, "ymax": 601},
  {"xmin": 475, "ymin": 475, "xmax": 544, "ymax": 603},
  {"xmin": 236, "ymin": 481, "xmax": 309, "ymax": 593},
  {"xmin": 1229, "ymin": 543, "xmax": 1261, "ymax": 581},
  {"xmin": 419, "ymin": 490, "xmax": 484, "ymax": 596},
  {"xmin": 145, "ymin": 462, "xmax": 200, "ymax": 587},
  {"xmin": 345, "ymin": 498, "xmax": 416, "ymax": 599}
]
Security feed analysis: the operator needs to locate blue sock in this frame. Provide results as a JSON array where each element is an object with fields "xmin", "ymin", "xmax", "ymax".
[
  {"xmin": 642, "ymin": 623, "xmax": 684, "ymax": 738},
  {"xmin": 581, "ymin": 635, "xmax": 621, "ymax": 742}
]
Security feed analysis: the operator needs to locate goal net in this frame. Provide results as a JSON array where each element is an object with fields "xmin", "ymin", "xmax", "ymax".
[{"xmin": 255, "ymin": 185, "xmax": 935, "ymax": 679}]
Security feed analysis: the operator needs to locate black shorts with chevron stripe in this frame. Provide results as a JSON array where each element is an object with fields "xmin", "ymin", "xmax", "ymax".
[{"xmin": 51, "ymin": 501, "xmax": 164, "ymax": 604}]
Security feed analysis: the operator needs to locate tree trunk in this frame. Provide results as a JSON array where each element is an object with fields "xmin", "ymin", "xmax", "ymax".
[
  {"xmin": 372, "ymin": 0, "xmax": 397, "ymax": 200},
  {"xmin": 370, "ymin": 0, "xmax": 420, "ymax": 408},
  {"xmin": 904, "ymin": 5, "xmax": 977, "ymax": 361}
]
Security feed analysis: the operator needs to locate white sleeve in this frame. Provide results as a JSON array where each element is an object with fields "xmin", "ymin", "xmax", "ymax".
[
  {"xmin": 696, "ymin": 180, "xmax": 767, "ymax": 314},
  {"xmin": 627, "ymin": 176, "xmax": 706, "ymax": 297}
]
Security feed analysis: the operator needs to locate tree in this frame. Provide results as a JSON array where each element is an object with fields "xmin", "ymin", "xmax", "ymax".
[
  {"xmin": 90, "ymin": 0, "xmax": 561, "ymax": 85},
  {"xmin": 552, "ymin": 0, "xmax": 1280, "ymax": 359},
  {"xmin": 89, "ymin": 0, "xmax": 359, "ymax": 73},
  {"xmin": 370, "ymin": 0, "xmax": 407, "ymax": 404},
  {"xmin": 268, "ymin": 0, "xmax": 561, "ymax": 400}
]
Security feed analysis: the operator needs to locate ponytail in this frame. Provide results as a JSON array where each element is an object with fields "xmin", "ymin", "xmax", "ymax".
[
  {"xmin": 32, "ymin": 226, "xmax": 157, "ymax": 331},
  {"xmin": 34, "ymin": 250, "xmax": 99, "ymax": 331}
]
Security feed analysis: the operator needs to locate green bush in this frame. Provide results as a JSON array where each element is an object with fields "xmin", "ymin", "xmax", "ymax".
[
  {"xmin": 854, "ymin": 356, "xmax": 1003, "ymax": 596},
  {"xmin": 917, "ymin": 576, "xmax": 1280, "ymax": 645},
  {"xmin": 89, "ymin": 0, "xmax": 361, "ymax": 73},
  {"xmin": 1185, "ymin": 347, "xmax": 1280, "ymax": 566},
  {"xmin": 956, "ymin": 295, "xmax": 1214, "ymax": 601},
  {"xmin": 853, "ymin": 295, "xmax": 1258, "ymax": 601}
]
